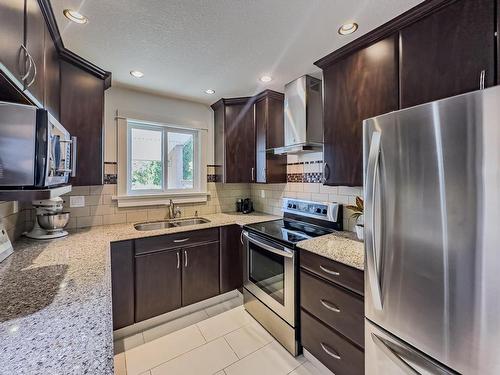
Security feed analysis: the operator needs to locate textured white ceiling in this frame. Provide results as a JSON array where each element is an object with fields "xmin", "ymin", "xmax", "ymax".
[{"xmin": 51, "ymin": 0, "xmax": 423, "ymax": 104}]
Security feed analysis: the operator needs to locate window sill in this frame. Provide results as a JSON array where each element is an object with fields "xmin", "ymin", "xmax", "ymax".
[{"xmin": 112, "ymin": 191, "xmax": 211, "ymax": 208}]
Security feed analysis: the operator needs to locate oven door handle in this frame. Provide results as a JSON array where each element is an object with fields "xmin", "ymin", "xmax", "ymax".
[{"xmin": 242, "ymin": 231, "xmax": 294, "ymax": 258}]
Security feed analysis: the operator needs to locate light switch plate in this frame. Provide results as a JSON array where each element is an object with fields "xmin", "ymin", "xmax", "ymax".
[
  {"xmin": 261, "ymin": 190, "xmax": 266, "ymax": 198},
  {"xmin": 70, "ymin": 196, "xmax": 85, "ymax": 208}
]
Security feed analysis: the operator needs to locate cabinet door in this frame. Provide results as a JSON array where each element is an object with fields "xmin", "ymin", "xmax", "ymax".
[
  {"xmin": 255, "ymin": 97, "xmax": 267, "ymax": 183},
  {"xmin": 182, "ymin": 242, "xmax": 220, "ymax": 306},
  {"xmin": 255, "ymin": 94, "xmax": 286, "ymax": 184},
  {"xmin": 135, "ymin": 249, "xmax": 182, "ymax": 322},
  {"xmin": 323, "ymin": 35, "xmax": 398, "ymax": 186},
  {"xmin": 400, "ymin": 0, "xmax": 495, "ymax": 108},
  {"xmin": 60, "ymin": 60, "xmax": 104, "ymax": 186},
  {"xmin": 225, "ymin": 103, "xmax": 255, "ymax": 183},
  {"xmin": 0, "ymin": 0, "xmax": 25, "ymax": 82},
  {"xmin": 111, "ymin": 240, "xmax": 135, "ymax": 330},
  {"xmin": 220, "ymin": 225, "xmax": 243, "ymax": 293},
  {"xmin": 43, "ymin": 25, "xmax": 60, "ymax": 119},
  {"xmin": 25, "ymin": 0, "xmax": 45, "ymax": 104}
]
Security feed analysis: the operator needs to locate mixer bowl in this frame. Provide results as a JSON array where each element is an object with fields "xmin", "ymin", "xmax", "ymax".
[{"xmin": 37, "ymin": 212, "xmax": 70, "ymax": 231}]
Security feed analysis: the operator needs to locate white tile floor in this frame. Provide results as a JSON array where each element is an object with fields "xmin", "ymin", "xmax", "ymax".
[{"xmin": 114, "ymin": 299, "xmax": 324, "ymax": 375}]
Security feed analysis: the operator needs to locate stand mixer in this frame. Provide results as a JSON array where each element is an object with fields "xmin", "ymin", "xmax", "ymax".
[{"xmin": 25, "ymin": 197, "xmax": 70, "ymax": 240}]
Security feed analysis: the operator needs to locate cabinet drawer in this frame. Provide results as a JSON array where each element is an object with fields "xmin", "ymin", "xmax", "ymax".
[
  {"xmin": 135, "ymin": 228, "xmax": 219, "ymax": 255},
  {"xmin": 300, "ymin": 249, "xmax": 363, "ymax": 295},
  {"xmin": 301, "ymin": 270, "xmax": 364, "ymax": 347},
  {"xmin": 301, "ymin": 310, "xmax": 364, "ymax": 375}
]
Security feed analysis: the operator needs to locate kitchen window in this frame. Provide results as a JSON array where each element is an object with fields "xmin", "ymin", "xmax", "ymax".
[
  {"xmin": 127, "ymin": 121, "xmax": 199, "ymax": 195},
  {"xmin": 115, "ymin": 117, "xmax": 208, "ymax": 207}
]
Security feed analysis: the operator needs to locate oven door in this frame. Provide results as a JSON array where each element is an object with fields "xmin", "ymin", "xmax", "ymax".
[{"xmin": 243, "ymin": 230, "xmax": 296, "ymax": 326}]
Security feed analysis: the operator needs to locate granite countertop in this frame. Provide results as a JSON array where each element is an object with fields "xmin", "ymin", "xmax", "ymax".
[
  {"xmin": 0, "ymin": 212, "xmax": 278, "ymax": 375},
  {"xmin": 297, "ymin": 231, "xmax": 364, "ymax": 271}
]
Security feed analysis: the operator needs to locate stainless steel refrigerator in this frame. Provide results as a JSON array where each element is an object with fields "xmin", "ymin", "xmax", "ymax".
[{"xmin": 363, "ymin": 86, "xmax": 500, "ymax": 374}]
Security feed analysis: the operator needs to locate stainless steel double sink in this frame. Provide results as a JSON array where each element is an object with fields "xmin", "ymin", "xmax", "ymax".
[{"xmin": 134, "ymin": 217, "xmax": 211, "ymax": 231}]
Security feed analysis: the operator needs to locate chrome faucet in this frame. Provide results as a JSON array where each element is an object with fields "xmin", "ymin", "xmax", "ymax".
[{"xmin": 167, "ymin": 199, "xmax": 181, "ymax": 219}]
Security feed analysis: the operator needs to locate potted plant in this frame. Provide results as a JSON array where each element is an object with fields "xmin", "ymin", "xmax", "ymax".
[{"xmin": 346, "ymin": 196, "xmax": 364, "ymax": 240}]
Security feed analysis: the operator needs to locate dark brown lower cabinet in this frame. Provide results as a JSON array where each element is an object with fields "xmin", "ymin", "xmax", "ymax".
[
  {"xmin": 110, "ymin": 240, "xmax": 135, "ymax": 330},
  {"xmin": 182, "ymin": 242, "xmax": 220, "ymax": 306},
  {"xmin": 135, "ymin": 249, "xmax": 182, "ymax": 322},
  {"xmin": 300, "ymin": 249, "xmax": 364, "ymax": 374},
  {"xmin": 220, "ymin": 225, "xmax": 244, "ymax": 293},
  {"xmin": 301, "ymin": 310, "xmax": 364, "ymax": 375}
]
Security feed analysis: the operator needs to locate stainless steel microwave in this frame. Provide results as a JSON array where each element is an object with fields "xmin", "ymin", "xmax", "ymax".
[{"xmin": 0, "ymin": 102, "xmax": 77, "ymax": 188}]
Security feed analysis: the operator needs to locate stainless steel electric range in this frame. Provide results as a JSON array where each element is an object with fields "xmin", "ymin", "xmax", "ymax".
[{"xmin": 242, "ymin": 198, "xmax": 343, "ymax": 355}]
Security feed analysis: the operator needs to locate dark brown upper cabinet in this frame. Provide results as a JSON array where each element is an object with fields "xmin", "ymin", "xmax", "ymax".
[
  {"xmin": 254, "ymin": 90, "xmax": 286, "ymax": 184},
  {"xmin": 24, "ymin": 0, "xmax": 45, "ymax": 105},
  {"xmin": 0, "ymin": 0, "xmax": 25, "ymax": 83},
  {"xmin": 322, "ymin": 35, "xmax": 399, "ymax": 186},
  {"xmin": 60, "ymin": 60, "xmax": 105, "ymax": 186},
  {"xmin": 212, "ymin": 97, "xmax": 256, "ymax": 183},
  {"xmin": 400, "ymin": 0, "xmax": 495, "ymax": 108},
  {"xmin": 43, "ymin": 23, "xmax": 60, "ymax": 120}
]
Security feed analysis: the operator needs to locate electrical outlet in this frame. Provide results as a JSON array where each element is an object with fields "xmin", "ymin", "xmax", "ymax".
[
  {"xmin": 70, "ymin": 196, "xmax": 85, "ymax": 208},
  {"xmin": 261, "ymin": 190, "xmax": 265, "ymax": 198}
]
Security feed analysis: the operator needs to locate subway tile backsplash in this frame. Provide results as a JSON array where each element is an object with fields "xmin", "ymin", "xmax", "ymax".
[{"xmin": 250, "ymin": 183, "xmax": 363, "ymax": 232}]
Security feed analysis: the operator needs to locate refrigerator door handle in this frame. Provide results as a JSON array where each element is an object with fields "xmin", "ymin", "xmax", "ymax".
[
  {"xmin": 366, "ymin": 131, "xmax": 383, "ymax": 310},
  {"xmin": 371, "ymin": 333, "xmax": 457, "ymax": 375},
  {"xmin": 371, "ymin": 333, "xmax": 420, "ymax": 375}
]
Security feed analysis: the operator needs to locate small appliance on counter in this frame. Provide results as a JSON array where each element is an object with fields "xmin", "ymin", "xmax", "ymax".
[
  {"xmin": 0, "ymin": 222, "xmax": 14, "ymax": 263},
  {"xmin": 25, "ymin": 197, "xmax": 70, "ymax": 240},
  {"xmin": 241, "ymin": 198, "xmax": 253, "ymax": 214}
]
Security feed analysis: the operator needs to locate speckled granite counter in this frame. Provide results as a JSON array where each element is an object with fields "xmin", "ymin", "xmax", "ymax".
[
  {"xmin": 0, "ymin": 212, "xmax": 278, "ymax": 375},
  {"xmin": 297, "ymin": 231, "xmax": 364, "ymax": 271}
]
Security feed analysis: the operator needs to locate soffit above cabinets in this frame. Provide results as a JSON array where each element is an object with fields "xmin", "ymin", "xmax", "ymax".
[{"xmin": 50, "ymin": 0, "xmax": 423, "ymax": 104}]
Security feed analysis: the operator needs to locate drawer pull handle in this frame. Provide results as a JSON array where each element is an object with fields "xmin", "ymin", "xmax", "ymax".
[
  {"xmin": 174, "ymin": 238, "xmax": 190, "ymax": 243},
  {"xmin": 321, "ymin": 343, "xmax": 341, "ymax": 360},
  {"xmin": 320, "ymin": 265, "xmax": 340, "ymax": 276},
  {"xmin": 320, "ymin": 299, "xmax": 340, "ymax": 313}
]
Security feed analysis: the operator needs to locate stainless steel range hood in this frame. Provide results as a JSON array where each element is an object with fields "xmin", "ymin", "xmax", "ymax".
[{"xmin": 274, "ymin": 75, "xmax": 323, "ymax": 155}]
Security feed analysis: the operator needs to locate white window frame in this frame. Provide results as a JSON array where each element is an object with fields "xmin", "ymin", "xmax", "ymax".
[{"xmin": 114, "ymin": 117, "xmax": 209, "ymax": 207}]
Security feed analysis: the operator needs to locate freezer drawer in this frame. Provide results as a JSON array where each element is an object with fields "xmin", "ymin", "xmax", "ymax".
[{"xmin": 365, "ymin": 320, "xmax": 457, "ymax": 375}]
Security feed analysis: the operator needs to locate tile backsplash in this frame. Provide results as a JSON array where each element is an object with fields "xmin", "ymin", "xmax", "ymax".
[
  {"xmin": 29, "ymin": 183, "xmax": 252, "ymax": 230},
  {"xmin": 250, "ymin": 183, "xmax": 363, "ymax": 232}
]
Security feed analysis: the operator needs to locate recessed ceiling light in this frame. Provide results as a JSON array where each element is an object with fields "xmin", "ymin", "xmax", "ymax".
[
  {"xmin": 338, "ymin": 22, "xmax": 358, "ymax": 35},
  {"xmin": 260, "ymin": 75, "xmax": 272, "ymax": 83},
  {"xmin": 205, "ymin": 89, "xmax": 215, "ymax": 94},
  {"xmin": 63, "ymin": 9, "xmax": 88, "ymax": 24},
  {"xmin": 130, "ymin": 70, "xmax": 144, "ymax": 78}
]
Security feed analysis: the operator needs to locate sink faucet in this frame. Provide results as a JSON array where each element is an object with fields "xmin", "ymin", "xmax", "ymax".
[{"xmin": 167, "ymin": 199, "xmax": 181, "ymax": 219}]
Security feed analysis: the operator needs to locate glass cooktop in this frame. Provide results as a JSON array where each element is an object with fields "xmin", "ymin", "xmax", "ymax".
[{"xmin": 244, "ymin": 219, "xmax": 334, "ymax": 245}]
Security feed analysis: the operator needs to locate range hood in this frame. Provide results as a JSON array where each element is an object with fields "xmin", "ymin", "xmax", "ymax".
[{"xmin": 274, "ymin": 75, "xmax": 323, "ymax": 155}]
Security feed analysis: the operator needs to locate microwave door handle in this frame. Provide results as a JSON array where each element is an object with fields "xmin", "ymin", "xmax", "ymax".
[
  {"xmin": 71, "ymin": 136, "xmax": 77, "ymax": 177},
  {"xmin": 365, "ymin": 131, "xmax": 383, "ymax": 310},
  {"xmin": 242, "ymin": 231, "xmax": 294, "ymax": 258}
]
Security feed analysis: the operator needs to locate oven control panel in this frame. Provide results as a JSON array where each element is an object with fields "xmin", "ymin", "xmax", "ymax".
[{"xmin": 282, "ymin": 198, "xmax": 340, "ymax": 222}]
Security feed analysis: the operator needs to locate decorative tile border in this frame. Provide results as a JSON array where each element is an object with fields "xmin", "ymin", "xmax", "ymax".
[
  {"xmin": 207, "ymin": 174, "xmax": 217, "ymax": 182},
  {"xmin": 104, "ymin": 174, "xmax": 117, "ymax": 184},
  {"xmin": 287, "ymin": 172, "xmax": 323, "ymax": 183}
]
